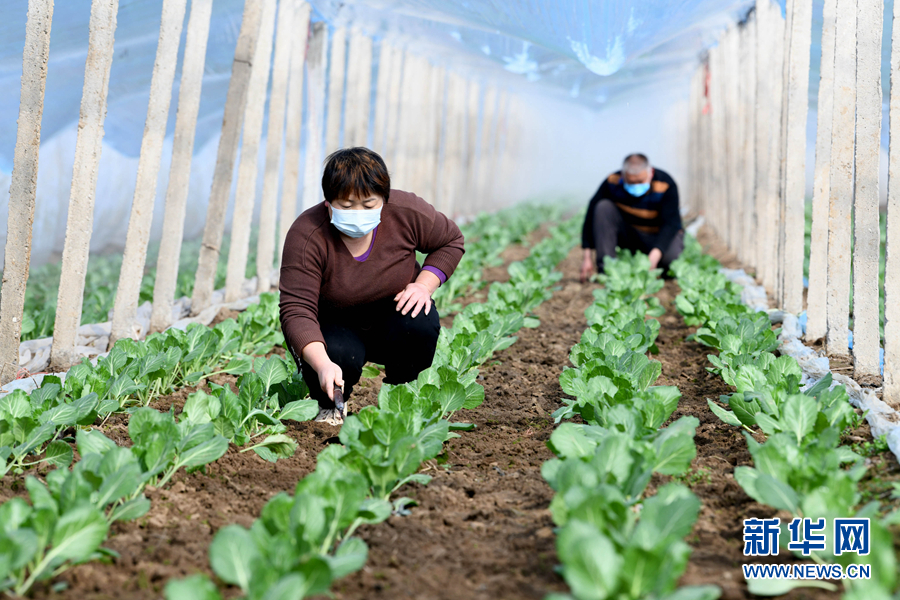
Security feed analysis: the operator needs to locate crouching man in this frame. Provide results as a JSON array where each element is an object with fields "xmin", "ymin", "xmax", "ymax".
[{"xmin": 580, "ymin": 153, "xmax": 684, "ymax": 282}]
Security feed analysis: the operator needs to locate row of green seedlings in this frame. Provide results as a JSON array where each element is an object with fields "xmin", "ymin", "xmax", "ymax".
[
  {"xmin": 160, "ymin": 217, "xmax": 583, "ymax": 600},
  {"xmin": 546, "ymin": 249, "xmax": 720, "ymax": 600},
  {"xmin": 671, "ymin": 236, "xmax": 899, "ymax": 599},
  {"xmin": 0, "ymin": 204, "xmax": 550, "ymax": 477},
  {"xmin": 0, "ymin": 208, "xmax": 551, "ymax": 596}
]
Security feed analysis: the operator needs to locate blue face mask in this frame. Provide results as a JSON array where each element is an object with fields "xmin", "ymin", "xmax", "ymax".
[
  {"xmin": 624, "ymin": 182, "xmax": 651, "ymax": 197},
  {"xmin": 329, "ymin": 204, "xmax": 382, "ymax": 238}
]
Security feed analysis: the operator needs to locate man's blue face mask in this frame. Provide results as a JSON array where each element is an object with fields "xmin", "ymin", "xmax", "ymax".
[{"xmin": 624, "ymin": 182, "xmax": 651, "ymax": 197}]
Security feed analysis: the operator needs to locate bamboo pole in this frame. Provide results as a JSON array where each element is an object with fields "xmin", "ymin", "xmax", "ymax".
[
  {"xmin": 826, "ymin": 0, "xmax": 857, "ymax": 357},
  {"xmin": 709, "ymin": 45, "xmax": 726, "ymax": 240},
  {"xmin": 778, "ymin": 0, "xmax": 813, "ymax": 315},
  {"xmin": 392, "ymin": 53, "xmax": 421, "ymax": 191},
  {"xmin": 806, "ymin": 0, "xmax": 837, "ymax": 343},
  {"xmin": 256, "ymin": 0, "xmax": 297, "ymax": 293},
  {"xmin": 423, "ymin": 65, "xmax": 445, "ymax": 203},
  {"xmin": 276, "ymin": 2, "xmax": 311, "ymax": 268},
  {"xmin": 190, "ymin": 0, "xmax": 264, "ymax": 315},
  {"xmin": 224, "ymin": 0, "xmax": 276, "ymax": 303},
  {"xmin": 109, "ymin": 0, "xmax": 188, "ymax": 346},
  {"xmin": 884, "ymin": 0, "xmax": 900, "ymax": 407},
  {"xmin": 475, "ymin": 85, "xmax": 498, "ymax": 208},
  {"xmin": 325, "ymin": 26, "xmax": 347, "ymax": 153},
  {"xmin": 728, "ymin": 27, "xmax": 743, "ymax": 256},
  {"xmin": 344, "ymin": 30, "xmax": 373, "ymax": 148},
  {"xmin": 50, "ymin": 0, "xmax": 120, "ymax": 370},
  {"xmin": 852, "ymin": 0, "xmax": 884, "ymax": 381},
  {"xmin": 149, "ymin": 0, "xmax": 214, "ymax": 333},
  {"xmin": 301, "ymin": 22, "xmax": 328, "ymax": 211},
  {"xmin": 0, "ymin": 0, "xmax": 54, "ymax": 385}
]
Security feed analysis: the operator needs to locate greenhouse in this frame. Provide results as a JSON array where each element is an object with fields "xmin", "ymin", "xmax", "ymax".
[{"xmin": 0, "ymin": 0, "xmax": 899, "ymax": 598}]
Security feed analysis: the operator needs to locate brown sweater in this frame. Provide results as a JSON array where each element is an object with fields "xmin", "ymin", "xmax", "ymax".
[{"xmin": 279, "ymin": 190, "xmax": 465, "ymax": 355}]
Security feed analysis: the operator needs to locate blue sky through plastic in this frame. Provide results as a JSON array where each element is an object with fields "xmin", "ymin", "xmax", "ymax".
[{"xmin": 3, "ymin": 0, "xmax": 893, "ymax": 171}]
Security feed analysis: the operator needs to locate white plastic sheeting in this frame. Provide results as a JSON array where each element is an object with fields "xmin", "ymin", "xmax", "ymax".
[{"xmin": 0, "ymin": 0, "xmax": 781, "ymax": 268}]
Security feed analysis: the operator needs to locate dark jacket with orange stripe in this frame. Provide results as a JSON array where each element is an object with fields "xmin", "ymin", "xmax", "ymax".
[{"xmin": 581, "ymin": 168, "xmax": 682, "ymax": 253}]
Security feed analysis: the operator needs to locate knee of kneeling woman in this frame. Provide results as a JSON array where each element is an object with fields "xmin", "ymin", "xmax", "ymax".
[{"xmin": 397, "ymin": 307, "xmax": 440, "ymax": 342}]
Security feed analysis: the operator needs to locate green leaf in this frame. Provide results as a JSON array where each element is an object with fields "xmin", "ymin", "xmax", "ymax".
[
  {"xmin": 177, "ymin": 435, "xmax": 228, "ymax": 470},
  {"xmin": 277, "ymin": 400, "xmax": 319, "ymax": 422},
  {"xmin": 746, "ymin": 579, "xmax": 836, "ymax": 596},
  {"xmin": 706, "ymin": 399, "xmax": 742, "ymax": 427},
  {"xmin": 47, "ymin": 505, "xmax": 109, "ymax": 565},
  {"xmin": 183, "ymin": 391, "xmax": 221, "ymax": 425},
  {"xmin": 327, "ymin": 537, "xmax": 369, "ymax": 579},
  {"xmin": 251, "ymin": 434, "xmax": 297, "ymax": 462},
  {"xmin": 76, "ymin": 429, "xmax": 116, "ymax": 456},
  {"xmin": 660, "ymin": 585, "xmax": 722, "ymax": 600},
  {"xmin": 108, "ymin": 497, "xmax": 151, "ymax": 522},
  {"xmin": 106, "ymin": 374, "xmax": 141, "ymax": 401},
  {"xmin": 556, "ymin": 522, "xmax": 622, "ymax": 598},
  {"xmin": 256, "ymin": 357, "xmax": 290, "ymax": 394},
  {"xmin": 43, "ymin": 441, "xmax": 73, "ymax": 469},
  {"xmin": 754, "ymin": 472, "xmax": 800, "ymax": 514},
  {"xmin": 781, "ymin": 394, "xmax": 817, "ymax": 444},
  {"xmin": 165, "ymin": 574, "xmax": 223, "ymax": 600},
  {"xmin": 548, "ymin": 424, "xmax": 596, "ymax": 459},
  {"xmin": 361, "ymin": 364, "xmax": 381, "ymax": 378},
  {"xmin": 209, "ymin": 525, "xmax": 257, "ymax": 591}
]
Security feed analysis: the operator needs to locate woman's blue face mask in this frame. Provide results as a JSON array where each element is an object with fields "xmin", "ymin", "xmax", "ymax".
[
  {"xmin": 624, "ymin": 182, "xmax": 651, "ymax": 197},
  {"xmin": 329, "ymin": 202, "xmax": 382, "ymax": 238}
]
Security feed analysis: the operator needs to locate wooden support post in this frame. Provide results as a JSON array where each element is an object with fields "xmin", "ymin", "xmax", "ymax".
[
  {"xmin": 423, "ymin": 65, "xmax": 445, "ymax": 204},
  {"xmin": 852, "ymin": 0, "xmax": 884, "ymax": 381},
  {"xmin": 762, "ymin": 5, "xmax": 786, "ymax": 293},
  {"xmin": 884, "ymin": 0, "xmax": 900, "ymax": 407},
  {"xmin": 475, "ymin": 85, "xmax": 498, "ymax": 208},
  {"xmin": 372, "ymin": 40, "xmax": 393, "ymax": 153},
  {"xmin": 190, "ymin": 0, "xmax": 264, "ymax": 315},
  {"xmin": 0, "ymin": 0, "xmax": 54, "ymax": 384},
  {"xmin": 223, "ymin": 0, "xmax": 276, "ymax": 303},
  {"xmin": 301, "ymin": 22, "xmax": 328, "ymax": 211},
  {"xmin": 50, "ymin": 0, "xmax": 120, "ymax": 370},
  {"xmin": 807, "ymin": 0, "xmax": 837, "ymax": 342},
  {"xmin": 461, "ymin": 79, "xmax": 480, "ymax": 219},
  {"xmin": 384, "ymin": 46, "xmax": 405, "ymax": 166},
  {"xmin": 709, "ymin": 45, "xmax": 728, "ymax": 239},
  {"xmin": 277, "ymin": 2, "xmax": 311, "ymax": 268},
  {"xmin": 392, "ymin": 53, "xmax": 420, "ymax": 190},
  {"xmin": 256, "ymin": 0, "xmax": 296, "ymax": 293},
  {"xmin": 741, "ymin": 17, "xmax": 757, "ymax": 271},
  {"xmin": 826, "ymin": 0, "xmax": 857, "ymax": 356},
  {"xmin": 110, "ymin": 0, "xmax": 188, "ymax": 345},
  {"xmin": 439, "ymin": 72, "xmax": 465, "ymax": 217},
  {"xmin": 778, "ymin": 0, "xmax": 813, "ymax": 315},
  {"xmin": 325, "ymin": 26, "xmax": 347, "ymax": 153},
  {"xmin": 754, "ymin": 1, "xmax": 769, "ymax": 273},
  {"xmin": 344, "ymin": 30, "xmax": 373, "ymax": 148},
  {"xmin": 149, "ymin": 0, "xmax": 213, "ymax": 332},
  {"xmin": 728, "ymin": 27, "xmax": 743, "ymax": 256}
]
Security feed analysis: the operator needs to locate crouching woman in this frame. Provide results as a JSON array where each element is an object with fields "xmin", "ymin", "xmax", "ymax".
[{"xmin": 279, "ymin": 147, "xmax": 465, "ymax": 423}]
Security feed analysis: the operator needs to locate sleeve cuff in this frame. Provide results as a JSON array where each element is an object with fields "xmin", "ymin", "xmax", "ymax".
[{"xmin": 422, "ymin": 265, "xmax": 447, "ymax": 285}]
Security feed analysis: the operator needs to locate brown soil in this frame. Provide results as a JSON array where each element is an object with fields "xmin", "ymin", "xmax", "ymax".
[{"xmin": 329, "ymin": 245, "xmax": 595, "ymax": 600}]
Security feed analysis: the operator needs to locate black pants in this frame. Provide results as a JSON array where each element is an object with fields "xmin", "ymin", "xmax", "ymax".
[
  {"xmin": 294, "ymin": 297, "xmax": 441, "ymax": 408},
  {"xmin": 592, "ymin": 199, "xmax": 684, "ymax": 273}
]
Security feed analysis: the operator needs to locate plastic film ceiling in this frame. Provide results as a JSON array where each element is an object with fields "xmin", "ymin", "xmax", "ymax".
[{"xmin": 0, "ymin": 0, "xmax": 770, "ymax": 168}]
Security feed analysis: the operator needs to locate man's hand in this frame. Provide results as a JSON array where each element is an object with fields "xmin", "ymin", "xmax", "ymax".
[
  {"xmin": 648, "ymin": 248, "xmax": 663, "ymax": 270},
  {"xmin": 394, "ymin": 282, "xmax": 433, "ymax": 317},
  {"xmin": 580, "ymin": 249, "xmax": 594, "ymax": 283}
]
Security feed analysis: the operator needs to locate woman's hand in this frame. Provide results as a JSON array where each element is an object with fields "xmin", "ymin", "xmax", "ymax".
[
  {"xmin": 580, "ymin": 249, "xmax": 594, "ymax": 283},
  {"xmin": 301, "ymin": 341, "xmax": 343, "ymax": 401},
  {"xmin": 317, "ymin": 361, "xmax": 344, "ymax": 402},
  {"xmin": 394, "ymin": 282, "xmax": 433, "ymax": 317}
]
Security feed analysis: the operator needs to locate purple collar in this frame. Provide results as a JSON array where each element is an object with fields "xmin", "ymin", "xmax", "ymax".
[{"xmin": 353, "ymin": 226, "xmax": 377, "ymax": 262}]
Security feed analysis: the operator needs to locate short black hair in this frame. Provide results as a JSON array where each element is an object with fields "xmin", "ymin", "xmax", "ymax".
[{"xmin": 322, "ymin": 147, "xmax": 391, "ymax": 203}]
